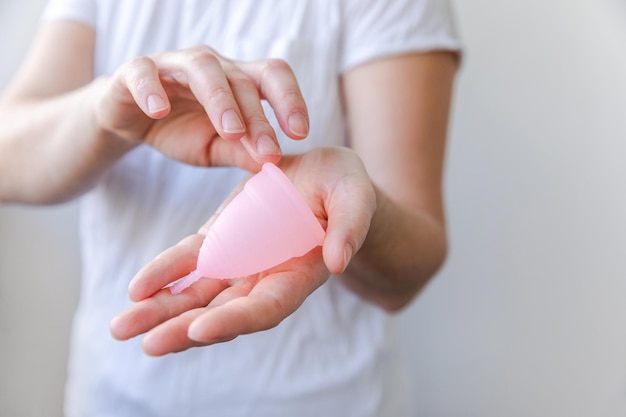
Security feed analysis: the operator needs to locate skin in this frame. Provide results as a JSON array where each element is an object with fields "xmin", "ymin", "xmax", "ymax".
[{"xmin": 0, "ymin": 20, "xmax": 458, "ymax": 356}]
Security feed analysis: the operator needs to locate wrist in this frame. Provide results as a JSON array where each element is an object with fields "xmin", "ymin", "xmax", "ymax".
[{"xmin": 341, "ymin": 185, "xmax": 448, "ymax": 312}]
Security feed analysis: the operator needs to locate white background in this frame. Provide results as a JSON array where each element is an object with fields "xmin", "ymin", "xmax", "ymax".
[{"xmin": 1, "ymin": 1, "xmax": 626, "ymax": 416}]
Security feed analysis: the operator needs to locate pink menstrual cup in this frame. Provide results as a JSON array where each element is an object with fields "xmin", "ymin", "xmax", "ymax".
[{"xmin": 170, "ymin": 163, "xmax": 325, "ymax": 294}]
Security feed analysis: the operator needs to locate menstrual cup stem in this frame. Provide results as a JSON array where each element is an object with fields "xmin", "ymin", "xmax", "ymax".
[{"xmin": 170, "ymin": 269, "xmax": 202, "ymax": 295}]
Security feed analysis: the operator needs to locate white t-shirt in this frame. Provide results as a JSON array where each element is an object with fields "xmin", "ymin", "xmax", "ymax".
[{"xmin": 43, "ymin": 1, "xmax": 461, "ymax": 416}]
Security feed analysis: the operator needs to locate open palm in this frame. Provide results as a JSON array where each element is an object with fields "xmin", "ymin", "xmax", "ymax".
[{"xmin": 110, "ymin": 147, "xmax": 377, "ymax": 355}]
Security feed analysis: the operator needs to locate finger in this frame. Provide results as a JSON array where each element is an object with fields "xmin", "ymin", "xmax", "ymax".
[
  {"xmin": 206, "ymin": 276, "xmax": 259, "ymax": 308},
  {"xmin": 322, "ymin": 174, "xmax": 377, "ymax": 274},
  {"xmin": 141, "ymin": 275, "xmax": 263, "ymax": 355},
  {"xmin": 154, "ymin": 47, "xmax": 247, "ymax": 140},
  {"xmin": 118, "ymin": 56, "xmax": 171, "ymax": 118},
  {"xmin": 187, "ymin": 294, "xmax": 282, "ymax": 344},
  {"xmin": 224, "ymin": 67, "xmax": 281, "ymax": 161},
  {"xmin": 154, "ymin": 47, "xmax": 283, "ymax": 161},
  {"xmin": 240, "ymin": 58, "xmax": 309, "ymax": 139},
  {"xmin": 141, "ymin": 308, "xmax": 216, "ymax": 356},
  {"xmin": 110, "ymin": 277, "xmax": 229, "ymax": 341},
  {"xmin": 128, "ymin": 234, "xmax": 205, "ymax": 301},
  {"xmin": 187, "ymin": 250, "xmax": 326, "ymax": 343}
]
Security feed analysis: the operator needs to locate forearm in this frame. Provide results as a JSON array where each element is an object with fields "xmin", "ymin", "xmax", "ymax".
[
  {"xmin": 0, "ymin": 80, "xmax": 135, "ymax": 204},
  {"xmin": 340, "ymin": 184, "xmax": 447, "ymax": 312},
  {"xmin": 339, "ymin": 51, "xmax": 458, "ymax": 312}
]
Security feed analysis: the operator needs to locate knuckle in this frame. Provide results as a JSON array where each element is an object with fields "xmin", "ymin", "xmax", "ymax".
[
  {"xmin": 242, "ymin": 113, "xmax": 268, "ymax": 128},
  {"xmin": 280, "ymin": 89, "xmax": 302, "ymax": 104},
  {"xmin": 258, "ymin": 294, "xmax": 287, "ymax": 330},
  {"xmin": 185, "ymin": 45, "xmax": 220, "ymax": 65},
  {"xmin": 205, "ymin": 85, "xmax": 234, "ymax": 103},
  {"xmin": 122, "ymin": 56, "xmax": 156, "ymax": 93},
  {"xmin": 126, "ymin": 55, "xmax": 153, "ymax": 68},
  {"xmin": 226, "ymin": 72, "xmax": 256, "ymax": 90},
  {"xmin": 132, "ymin": 75, "xmax": 152, "ymax": 93},
  {"xmin": 263, "ymin": 58, "xmax": 291, "ymax": 73},
  {"xmin": 257, "ymin": 59, "xmax": 302, "ymax": 103}
]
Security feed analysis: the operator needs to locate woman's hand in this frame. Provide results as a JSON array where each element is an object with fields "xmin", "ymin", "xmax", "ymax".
[
  {"xmin": 96, "ymin": 45, "xmax": 310, "ymax": 170},
  {"xmin": 1, "ymin": 23, "xmax": 312, "ymax": 205},
  {"xmin": 110, "ymin": 147, "xmax": 377, "ymax": 355}
]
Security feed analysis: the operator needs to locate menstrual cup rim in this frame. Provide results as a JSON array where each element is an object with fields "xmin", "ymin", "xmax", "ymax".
[{"xmin": 260, "ymin": 163, "xmax": 325, "ymax": 242}]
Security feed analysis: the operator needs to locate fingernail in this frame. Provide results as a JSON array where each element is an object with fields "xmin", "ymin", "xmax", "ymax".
[
  {"xmin": 288, "ymin": 112, "xmax": 309, "ymax": 137},
  {"xmin": 343, "ymin": 244, "xmax": 353, "ymax": 273},
  {"xmin": 256, "ymin": 134, "xmax": 280, "ymax": 155},
  {"xmin": 188, "ymin": 322, "xmax": 207, "ymax": 342},
  {"xmin": 147, "ymin": 94, "xmax": 167, "ymax": 113},
  {"xmin": 127, "ymin": 281, "xmax": 139, "ymax": 301},
  {"xmin": 222, "ymin": 109, "xmax": 245, "ymax": 133},
  {"xmin": 109, "ymin": 315, "xmax": 121, "ymax": 333}
]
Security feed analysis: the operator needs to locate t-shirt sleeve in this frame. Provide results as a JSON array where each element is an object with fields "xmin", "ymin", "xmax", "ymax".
[
  {"xmin": 41, "ymin": 0, "xmax": 96, "ymax": 28},
  {"xmin": 339, "ymin": 0, "xmax": 462, "ymax": 73}
]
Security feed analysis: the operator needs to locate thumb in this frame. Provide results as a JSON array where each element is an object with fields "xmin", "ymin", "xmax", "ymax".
[{"xmin": 321, "ymin": 176, "xmax": 376, "ymax": 275}]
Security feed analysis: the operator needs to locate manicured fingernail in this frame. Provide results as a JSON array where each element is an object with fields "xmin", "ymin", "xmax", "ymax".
[
  {"xmin": 288, "ymin": 112, "xmax": 309, "ymax": 137},
  {"xmin": 256, "ymin": 134, "xmax": 280, "ymax": 155},
  {"xmin": 147, "ymin": 94, "xmax": 167, "ymax": 113},
  {"xmin": 221, "ymin": 109, "xmax": 245, "ymax": 133}
]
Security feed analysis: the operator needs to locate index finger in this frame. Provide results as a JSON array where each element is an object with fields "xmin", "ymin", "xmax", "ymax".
[{"xmin": 187, "ymin": 249, "xmax": 327, "ymax": 343}]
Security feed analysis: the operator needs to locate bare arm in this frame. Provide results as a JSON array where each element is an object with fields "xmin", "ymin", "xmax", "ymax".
[
  {"xmin": 340, "ymin": 51, "xmax": 458, "ymax": 311},
  {"xmin": 0, "ymin": 21, "xmax": 128, "ymax": 203}
]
